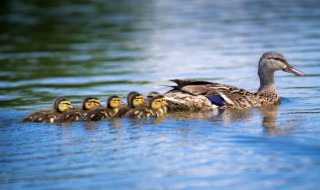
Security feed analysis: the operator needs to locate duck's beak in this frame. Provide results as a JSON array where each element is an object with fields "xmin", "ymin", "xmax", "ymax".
[
  {"xmin": 69, "ymin": 105, "xmax": 74, "ymax": 109},
  {"xmin": 283, "ymin": 65, "xmax": 305, "ymax": 76}
]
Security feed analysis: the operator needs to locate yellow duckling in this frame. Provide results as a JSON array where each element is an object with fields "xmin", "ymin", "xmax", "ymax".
[
  {"xmin": 23, "ymin": 97, "xmax": 73, "ymax": 123},
  {"xmin": 147, "ymin": 91, "xmax": 168, "ymax": 113},
  {"xmin": 115, "ymin": 92, "xmax": 146, "ymax": 118},
  {"xmin": 125, "ymin": 94, "xmax": 168, "ymax": 119},
  {"xmin": 84, "ymin": 95, "xmax": 123, "ymax": 121},
  {"xmin": 56, "ymin": 96, "xmax": 101, "ymax": 123}
]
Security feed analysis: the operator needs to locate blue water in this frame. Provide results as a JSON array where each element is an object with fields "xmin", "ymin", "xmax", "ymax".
[{"xmin": 1, "ymin": 0, "xmax": 320, "ymax": 189}]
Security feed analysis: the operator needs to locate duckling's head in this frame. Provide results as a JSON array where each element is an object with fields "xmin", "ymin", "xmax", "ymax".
[
  {"xmin": 147, "ymin": 91, "xmax": 160, "ymax": 102},
  {"xmin": 82, "ymin": 97, "xmax": 101, "ymax": 110},
  {"xmin": 107, "ymin": 95, "xmax": 123, "ymax": 109},
  {"xmin": 150, "ymin": 95, "xmax": 167, "ymax": 110},
  {"xmin": 54, "ymin": 97, "xmax": 73, "ymax": 113},
  {"xmin": 130, "ymin": 93, "xmax": 146, "ymax": 108},
  {"xmin": 259, "ymin": 51, "xmax": 304, "ymax": 76},
  {"xmin": 127, "ymin": 92, "xmax": 139, "ymax": 105}
]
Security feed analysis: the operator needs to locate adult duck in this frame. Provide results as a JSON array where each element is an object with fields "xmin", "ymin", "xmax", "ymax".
[{"xmin": 164, "ymin": 51, "xmax": 305, "ymax": 110}]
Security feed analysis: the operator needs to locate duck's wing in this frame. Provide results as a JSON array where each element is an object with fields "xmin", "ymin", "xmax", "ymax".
[
  {"xmin": 22, "ymin": 110, "xmax": 55, "ymax": 122},
  {"xmin": 56, "ymin": 108, "xmax": 82, "ymax": 123},
  {"xmin": 83, "ymin": 108, "xmax": 109, "ymax": 121},
  {"xmin": 124, "ymin": 107, "xmax": 155, "ymax": 119},
  {"xmin": 114, "ymin": 106, "xmax": 130, "ymax": 118}
]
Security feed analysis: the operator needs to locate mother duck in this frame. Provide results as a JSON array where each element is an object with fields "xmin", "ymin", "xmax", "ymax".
[{"xmin": 164, "ymin": 51, "xmax": 305, "ymax": 110}]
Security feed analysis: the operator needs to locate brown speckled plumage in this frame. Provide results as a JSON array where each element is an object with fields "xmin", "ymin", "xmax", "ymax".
[{"xmin": 165, "ymin": 51, "xmax": 304, "ymax": 110}]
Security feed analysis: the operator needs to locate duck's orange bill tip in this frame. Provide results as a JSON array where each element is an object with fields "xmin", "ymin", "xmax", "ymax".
[
  {"xmin": 69, "ymin": 105, "xmax": 74, "ymax": 109},
  {"xmin": 121, "ymin": 102, "xmax": 125, "ymax": 105}
]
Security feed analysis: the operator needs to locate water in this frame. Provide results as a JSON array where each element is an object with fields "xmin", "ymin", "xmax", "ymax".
[{"xmin": 1, "ymin": 0, "xmax": 320, "ymax": 189}]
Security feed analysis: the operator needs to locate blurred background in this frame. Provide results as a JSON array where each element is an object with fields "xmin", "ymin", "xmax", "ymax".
[
  {"xmin": 1, "ymin": 0, "xmax": 320, "ymax": 189},
  {"xmin": 1, "ymin": 0, "xmax": 319, "ymax": 109}
]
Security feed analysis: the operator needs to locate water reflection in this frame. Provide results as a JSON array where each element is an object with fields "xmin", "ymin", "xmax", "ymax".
[
  {"xmin": 259, "ymin": 104, "xmax": 279, "ymax": 129},
  {"xmin": 166, "ymin": 105, "xmax": 285, "ymax": 134}
]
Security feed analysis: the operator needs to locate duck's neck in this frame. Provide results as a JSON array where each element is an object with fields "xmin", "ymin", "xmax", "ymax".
[{"xmin": 257, "ymin": 69, "xmax": 277, "ymax": 95}]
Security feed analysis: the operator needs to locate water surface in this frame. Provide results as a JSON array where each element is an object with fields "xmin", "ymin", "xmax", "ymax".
[{"xmin": 1, "ymin": 0, "xmax": 320, "ymax": 189}]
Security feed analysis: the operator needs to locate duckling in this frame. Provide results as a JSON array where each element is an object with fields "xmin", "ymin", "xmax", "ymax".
[
  {"xmin": 125, "ymin": 94, "xmax": 167, "ymax": 119},
  {"xmin": 23, "ymin": 97, "xmax": 73, "ymax": 123},
  {"xmin": 56, "ymin": 96, "xmax": 101, "ymax": 123},
  {"xmin": 114, "ymin": 92, "xmax": 147, "ymax": 118},
  {"xmin": 83, "ymin": 95, "xmax": 123, "ymax": 121},
  {"xmin": 147, "ymin": 92, "xmax": 168, "ymax": 113}
]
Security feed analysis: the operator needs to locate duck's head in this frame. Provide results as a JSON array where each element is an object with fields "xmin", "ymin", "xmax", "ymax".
[
  {"xmin": 82, "ymin": 96, "xmax": 101, "ymax": 110},
  {"xmin": 259, "ymin": 51, "xmax": 304, "ymax": 76},
  {"xmin": 128, "ymin": 93, "xmax": 146, "ymax": 108},
  {"xmin": 54, "ymin": 97, "xmax": 73, "ymax": 113},
  {"xmin": 107, "ymin": 95, "xmax": 123, "ymax": 109},
  {"xmin": 150, "ymin": 95, "xmax": 167, "ymax": 110}
]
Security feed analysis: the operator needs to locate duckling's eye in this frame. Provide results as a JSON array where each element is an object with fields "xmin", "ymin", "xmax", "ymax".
[
  {"xmin": 154, "ymin": 100, "xmax": 162, "ymax": 103},
  {"xmin": 136, "ymin": 96, "xmax": 144, "ymax": 100},
  {"xmin": 61, "ymin": 101, "xmax": 71, "ymax": 105}
]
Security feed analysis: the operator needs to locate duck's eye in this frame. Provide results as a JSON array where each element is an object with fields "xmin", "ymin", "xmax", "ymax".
[{"xmin": 273, "ymin": 57, "xmax": 283, "ymax": 61}]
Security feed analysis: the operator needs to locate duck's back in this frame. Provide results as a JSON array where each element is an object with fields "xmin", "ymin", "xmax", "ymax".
[
  {"xmin": 23, "ymin": 110, "xmax": 58, "ymax": 123},
  {"xmin": 56, "ymin": 108, "xmax": 84, "ymax": 123},
  {"xmin": 124, "ymin": 107, "xmax": 156, "ymax": 119}
]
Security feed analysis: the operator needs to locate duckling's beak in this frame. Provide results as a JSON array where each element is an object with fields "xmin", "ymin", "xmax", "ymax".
[
  {"xmin": 162, "ymin": 102, "xmax": 168, "ymax": 107},
  {"xmin": 283, "ymin": 65, "xmax": 305, "ymax": 76},
  {"xmin": 69, "ymin": 105, "xmax": 74, "ymax": 109}
]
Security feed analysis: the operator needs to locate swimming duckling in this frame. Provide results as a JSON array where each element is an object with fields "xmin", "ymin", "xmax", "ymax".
[
  {"xmin": 84, "ymin": 95, "xmax": 123, "ymax": 121},
  {"xmin": 23, "ymin": 97, "xmax": 73, "ymax": 123},
  {"xmin": 125, "ymin": 94, "xmax": 168, "ymax": 119},
  {"xmin": 56, "ymin": 96, "xmax": 101, "ymax": 123},
  {"xmin": 114, "ymin": 92, "xmax": 147, "ymax": 118},
  {"xmin": 147, "ymin": 92, "xmax": 168, "ymax": 113}
]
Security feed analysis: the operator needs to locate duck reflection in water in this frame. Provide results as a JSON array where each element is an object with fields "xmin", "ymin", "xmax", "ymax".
[{"xmin": 166, "ymin": 103, "xmax": 297, "ymax": 136}]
